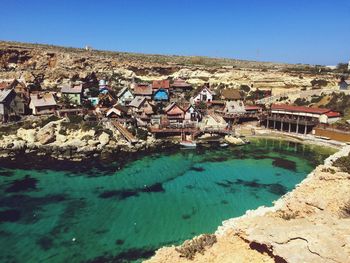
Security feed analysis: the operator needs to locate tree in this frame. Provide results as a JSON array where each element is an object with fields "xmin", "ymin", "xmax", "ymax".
[
  {"xmin": 60, "ymin": 95, "xmax": 74, "ymax": 108},
  {"xmin": 197, "ymin": 101, "xmax": 207, "ymax": 110},
  {"xmin": 336, "ymin": 63, "xmax": 349, "ymax": 73}
]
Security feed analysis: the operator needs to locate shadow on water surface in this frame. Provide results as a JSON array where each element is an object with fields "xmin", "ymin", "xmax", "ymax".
[
  {"xmin": 98, "ymin": 182, "xmax": 165, "ymax": 200},
  {"xmin": 5, "ymin": 175, "xmax": 38, "ymax": 193},
  {"xmin": 215, "ymin": 178, "xmax": 288, "ymax": 196},
  {"xmin": 0, "ymin": 194, "xmax": 66, "ymax": 224}
]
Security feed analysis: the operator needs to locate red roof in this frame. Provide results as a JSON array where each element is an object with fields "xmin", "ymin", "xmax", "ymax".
[
  {"xmin": 325, "ymin": 111, "xmax": 341, "ymax": 117},
  {"xmin": 271, "ymin": 104, "xmax": 331, "ymax": 115},
  {"xmin": 167, "ymin": 105, "xmax": 185, "ymax": 116},
  {"xmin": 134, "ymin": 84, "xmax": 152, "ymax": 96},
  {"xmin": 152, "ymin": 80, "xmax": 170, "ymax": 89},
  {"xmin": 171, "ymin": 79, "xmax": 192, "ymax": 88},
  {"xmin": 245, "ymin": 105, "xmax": 262, "ymax": 111}
]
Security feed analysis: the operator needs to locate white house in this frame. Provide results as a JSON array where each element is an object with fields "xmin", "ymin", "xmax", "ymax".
[
  {"xmin": 191, "ymin": 85, "xmax": 215, "ymax": 103},
  {"xmin": 184, "ymin": 104, "xmax": 201, "ymax": 122},
  {"xmin": 224, "ymin": 101, "xmax": 246, "ymax": 115},
  {"xmin": 117, "ymin": 87, "xmax": 134, "ymax": 105}
]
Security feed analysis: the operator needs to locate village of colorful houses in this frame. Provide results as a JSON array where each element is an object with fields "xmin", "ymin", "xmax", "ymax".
[{"xmin": 0, "ymin": 77, "xmax": 343, "ymax": 145}]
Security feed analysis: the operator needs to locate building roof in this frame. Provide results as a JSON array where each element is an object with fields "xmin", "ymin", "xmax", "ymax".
[
  {"xmin": 171, "ymin": 78, "xmax": 192, "ymax": 88},
  {"xmin": 193, "ymin": 85, "xmax": 215, "ymax": 97},
  {"xmin": 30, "ymin": 93, "xmax": 57, "ymax": 107},
  {"xmin": 61, "ymin": 84, "xmax": 83, "ymax": 94},
  {"xmin": 129, "ymin": 96, "xmax": 146, "ymax": 108},
  {"xmin": 325, "ymin": 111, "xmax": 341, "ymax": 117},
  {"xmin": 271, "ymin": 104, "xmax": 332, "ymax": 115},
  {"xmin": 114, "ymin": 104, "xmax": 129, "ymax": 113},
  {"xmin": 152, "ymin": 80, "xmax": 170, "ymax": 89},
  {"xmin": 245, "ymin": 105, "xmax": 262, "ymax": 111},
  {"xmin": 106, "ymin": 104, "xmax": 129, "ymax": 117},
  {"xmin": 117, "ymin": 87, "xmax": 131, "ymax": 98},
  {"xmin": 0, "ymin": 89, "xmax": 14, "ymax": 103},
  {"xmin": 134, "ymin": 84, "xmax": 152, "ymax": 96},
  {"xmin": 0, "ymin": 80, "xmax": 13, "ymax": 90},
  {"xmin": 164, "ymin": 102, "xmax": 185, "ymax": 115},
  {"xmin": 221, "ymin": 89, "xmax": 242, "ymax": 100}
]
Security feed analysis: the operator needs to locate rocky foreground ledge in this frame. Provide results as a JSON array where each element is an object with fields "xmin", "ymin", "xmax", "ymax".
[{"xmin": 146, "ymin": 145, "xmax": 350, "ymax": 263}]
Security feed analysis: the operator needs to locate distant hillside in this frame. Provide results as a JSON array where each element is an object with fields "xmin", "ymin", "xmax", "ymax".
[
  {"xmin": 0, "ymin": 40, "xmax": 318, "ymax": 70},
  {"xmin": 0, "ymin": 40, "xmax": 338, "ymax": 92}
]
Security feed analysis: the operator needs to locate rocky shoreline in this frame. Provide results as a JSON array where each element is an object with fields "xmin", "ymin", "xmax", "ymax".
[
  {"xmin": 0, "ymin": 118, "xmax": 180, "ymax": 163},
  {"xmin": 146, "ymin": 141, "xmax": 350, "ymax": 263}
]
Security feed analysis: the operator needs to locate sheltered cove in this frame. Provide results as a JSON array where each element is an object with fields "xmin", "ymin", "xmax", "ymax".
[
  {"xmin": 0, "ymin": 133, "xmax": 345, "ymax": 263},
  {"xmin": 146, "ymin": 136, "xmax": 350, "ymax": 263}
]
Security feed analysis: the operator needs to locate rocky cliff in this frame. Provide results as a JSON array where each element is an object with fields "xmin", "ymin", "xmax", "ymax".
[{"xmin": 0, "ymin": 41, "xmax": 339, "ymax": 95}]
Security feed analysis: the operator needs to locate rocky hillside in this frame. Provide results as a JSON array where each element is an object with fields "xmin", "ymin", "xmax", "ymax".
[{"xmin": 0, "ymin": 41, "xmax": 339, "ymax": 95}]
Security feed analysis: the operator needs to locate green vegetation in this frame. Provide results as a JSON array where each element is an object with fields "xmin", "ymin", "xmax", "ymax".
[
  {"xmin": 310, "ymin": 94, "xmax": 324, "ymax": 104},
  {"xmin": 333, "ymin": 154, "xmax": 350, "ymax": 173},
  {"xmin": 240, "ymin": 84, "xmax": 251, "ymax": 93},
  {"xmin": 294, "ymin": 98, "xmax": 309, "ymax": 106},
  {"xmin": 311, "ymin": 79, "xmax": 329, "ymax": 88},
  {"xmin": 175, "ymin": 234, "xmax": 217, "ymax": 260},
  {"xmin": 136, "ymin": 128, "xmax": 148, "ymax": 140},
  {"xmin": 335, "ymin": 63, "xmax": 350, "ymax": 74}
]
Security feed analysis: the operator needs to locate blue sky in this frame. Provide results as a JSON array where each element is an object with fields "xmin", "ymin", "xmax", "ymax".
[{"xmin": 0, "ymin": 0, "xmax": 349, "ymax": 65}]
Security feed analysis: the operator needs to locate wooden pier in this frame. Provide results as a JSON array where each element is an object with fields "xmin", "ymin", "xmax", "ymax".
[{"xmin": 111, "ymin": 121, "xmax": 138, "ymax": 143}]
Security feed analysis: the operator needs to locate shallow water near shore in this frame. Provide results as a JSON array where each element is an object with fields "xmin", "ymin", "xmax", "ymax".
[{"xmin": 0, "ymin": 139, "xmax": 335, "ymax": 263}]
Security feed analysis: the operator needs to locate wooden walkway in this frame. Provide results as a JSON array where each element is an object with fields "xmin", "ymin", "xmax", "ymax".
[
  {"xmin": 149, "ymin": 127, "xmax": 198, "ymax": 134},
  {"xmin": 111, "ymin": 121, "xmax": 138, "ymax": 143}
]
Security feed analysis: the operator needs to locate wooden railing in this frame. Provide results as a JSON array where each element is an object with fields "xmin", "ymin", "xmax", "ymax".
[{"xmin": 263, "ymin": 115, "xmax": 319, "ymax": 126}]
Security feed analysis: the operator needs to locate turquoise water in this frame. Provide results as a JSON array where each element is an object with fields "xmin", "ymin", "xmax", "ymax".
[{"xmin": 0, "ymin": 139, "xmax": 334, "ymax": 263}]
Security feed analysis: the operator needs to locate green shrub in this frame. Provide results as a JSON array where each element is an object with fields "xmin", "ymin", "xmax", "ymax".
[
  {"xmin": 68, "ymin": 115, "xmax": 84, "ymax": 124},
  {"xmin": 294, "ymin": 98, "xmax": 309, "ymax": 106},
  {"xmin": 333, "ymin": 154, "xmax": 350, "ymax": 173},
  {"xmin": 136, "ymin": 128, "xmax": 148, "ymax": 140},
  {"xmin": 240, "ymin": 85, "xmax": 251, "ymax": 93},
  {"xmin": 38, "ymin": 115, "xmax": 60, "ymax": 127}
]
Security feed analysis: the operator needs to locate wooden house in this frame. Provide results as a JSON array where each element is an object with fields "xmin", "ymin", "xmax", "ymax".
[
  {"xmin": 184, "ymin": 104, "xmax": 201, "ymax": 122},
  {"xmin": 0, "ymin": 89, "xmax": 17, "ymax": 122},
  {"xmin": 164, "ymin": 102, "xmax": 185, "ymax": 124},
  {"xmin": 29, "ymin": 93, "xmax": 57, "ymax": 115},
  {"xmin": 152, "ymin": 80, "xmax": 170, "ymax": 92},
  {"xmin": 133, "ymin": 83, "xmax": 153, "ymax": 99},
  {"xmin": 106, "ymin": 104, "xmax": 129, "ymax": 118},
  {"xmin": 171, "ymin": 78, "xmax": 193, "ymax": 92},
  {"xmin": 220, "ymin": 89, "xmax": 242, "ymax": 101},
  {"xmin": 263, "ymin": 104, "xmax": 341, "ymax": 134},
  {"xmin": 153, "ymin": 88, "xmax": 169, "ymax": 102},
  {"xmin": 61, "ymin": 83, "xmax": 83, "ymax": 105},
  {"xmin": 129, "ymin": 96, "xmax": 154, "ymax": 120},
  {"xmin": 191, "ymin": 85, "xmax": 215, "ymax": 103},
  {"xmin": 0, "ymin": 79, "xmax": 29, "ymax": 115},
  {"xmin": 223, "ymin": 101, "xmax": 246, "ymax": 115},
  {"xmin": 117, "ymin": 87, "xmax": 134, "ymax": 105}
]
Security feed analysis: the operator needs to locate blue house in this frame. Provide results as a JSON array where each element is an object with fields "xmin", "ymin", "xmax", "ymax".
[{"xmin": 153, "ymin": 88, "xmax": 169, "ymax": 101}]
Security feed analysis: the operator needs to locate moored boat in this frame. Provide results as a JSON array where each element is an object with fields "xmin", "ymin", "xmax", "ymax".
[{"xmin": 180, "ymin": 140, "xmax": 197, "ymax": 148}]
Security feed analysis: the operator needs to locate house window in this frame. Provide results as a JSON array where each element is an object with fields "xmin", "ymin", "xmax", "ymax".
[
  {"xmin": 191, "ymin": 113, "xmax": 196, "ymax": 121},
  {"xmin": 202, "ymin": 94, "xmax": 207, "ymax": 101}
]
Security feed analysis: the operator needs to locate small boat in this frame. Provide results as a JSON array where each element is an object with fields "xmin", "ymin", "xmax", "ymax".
[
  {"xmin": 180, "ymin": 141, "xmax": 197, "ymax": 148},
  {"xmin": 220, "ymin": 143, "xmax": 229, "ymax": 147},
  {"xmin": 242, "ymin": 138, "xmax": 250, "ymax": 144}
]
